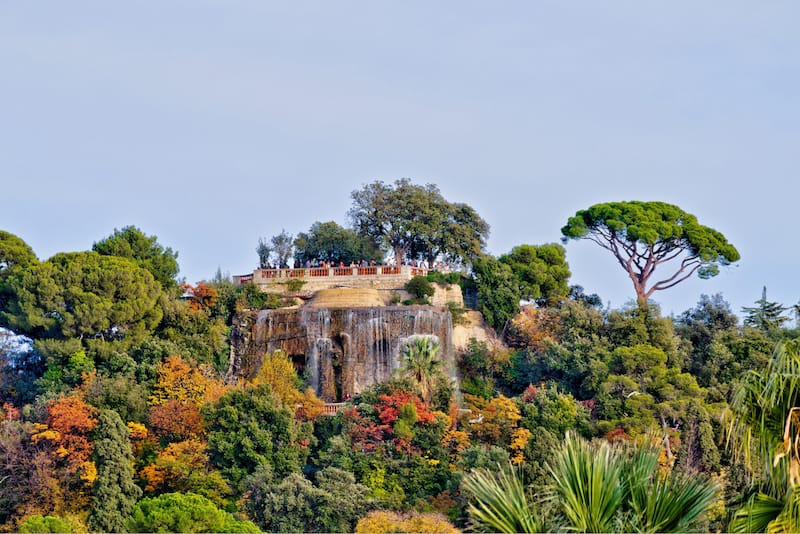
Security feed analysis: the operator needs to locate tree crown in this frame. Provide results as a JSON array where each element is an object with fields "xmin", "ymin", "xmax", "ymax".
[{"xmin": 561, "ymin": 201, "xmax": 739, "ymax": 303}]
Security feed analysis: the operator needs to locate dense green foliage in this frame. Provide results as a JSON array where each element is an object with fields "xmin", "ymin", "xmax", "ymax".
[
  {"xmin": 127, "ymin": 492, "xmax": 258, "ymax": 533},
  {"xmin": 88, "ymin": 409, "xmax": 142, "ymax": 532},
  {"xmin": 294, "ymin": 221, "xmax": 383, "ymax": 265},
  {"xmin": 349, "ymin": 178, "xmax": 488, "ymax": 265},
  {"xmin": 499, "ymin": 243, "xmax": 571, "ymax": 305},
  {"xmin": 471, "ymin": 255, "xmax": 520, "ymax": 329},
  {"xmin": 245, "ymin": 467, "xmax": 369, "ymax": 533},
  {"xmin": 2, "ymin": 252, "xmax": 163, "ymax": 343},
  {"xmin": 17, "ymin": 515, "xmax": 73, "ymax": 533},
  {"xmin": 203, "ymin": 384, "xmax": 312, "ymax": 488},
  {"xmin": 405, "ymin": 275, "xmax": 435, "ymax": 301},
  {"xmin": 0, "ymin": 191, "xmax": 796, "ymax": 533},
  {"xmin": 93, "ymin": 226, "xmax": 179, "ymax": 292}
]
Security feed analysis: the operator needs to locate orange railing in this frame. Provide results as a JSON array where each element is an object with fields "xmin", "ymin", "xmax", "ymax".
[{"xmin": 244, "ymin": 265, "xmax": 429, "ymax": 284}]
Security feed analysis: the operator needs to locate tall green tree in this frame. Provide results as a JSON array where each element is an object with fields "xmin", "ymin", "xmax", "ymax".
[
  {"xmin": 410, "ymin": 201, "xmax": 489, "ymax": 268},
  {"xmin": 499, "ymin": 243, "xmax": 571, "ymax": 305},
  {"xmin": 561, "ymin": 201, "xmax": 739, "ymax": 305},
  {"xmin": 93, "ymin": 225, "xmax": 179, "ymax": 291},
  {"xmin": 0, "ymin": 231, "xmax": 37, "ymax": 315},
  {"xmin": 270, "ymin": 229, "xmax": 294, "ymax": 268},
  {"xmin": 349, "ymin": 178, "xmax": 488, "ymax": 265},
  {"xmin": 3, "ymin": 252, "xmax": 163, "ymax": 342},
  {"xmin": 0, "ymin": 231, "xmax": 37, "ymax": 276},
  {"xmin": 203, "ymin": 384, "xmax": 311, "ymax": 489},
  {"xmin": 244, "ymin": 467, "xmax": 369, "ymax": 533},
  {"xmin": 471, "ymin": 255, "xmax": 520, "ymax": 330},
  {"xmin": 741, "ymin": 286, "xmax": 790, "ymax": 333},
  {"xmin": 256, "ymin": 237, "xmax": 271, "ymax": 269},
  {"xmin": 293, "ymin": 221, "xmax": 382, "ymax": 265},
  {"xmin": 88, "ymin": 409, "xmax": 142, "ymax": 533}
]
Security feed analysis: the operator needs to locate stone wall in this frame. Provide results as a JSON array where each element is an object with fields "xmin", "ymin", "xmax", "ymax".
[
  {"xmin": 230, "ymin": 304, "xmax": 455, "ymax": 402},
  {"xmin": 234, "ymin": 265, "xmax": 431, "ymax": 294}
]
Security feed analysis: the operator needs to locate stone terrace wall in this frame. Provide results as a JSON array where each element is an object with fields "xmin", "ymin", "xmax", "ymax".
[{"xmin": 234, "ymin": 265, "xmax": 430, "ymax": 293}]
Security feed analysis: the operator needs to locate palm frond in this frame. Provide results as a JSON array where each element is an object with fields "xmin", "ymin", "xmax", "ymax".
[
  {"xmin": 730, "ymin": 493, "xmax": 785, "ymax": 534},
  {"xmin": 462, "ymin": 464, "xmax": 544, "ymax": 533},
  {"xmin": 547, "ymin": 432, "xmax": 625, "ymax": 533}
]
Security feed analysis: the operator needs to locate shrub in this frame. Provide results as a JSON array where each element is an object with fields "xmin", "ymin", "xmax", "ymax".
[
  {"xmin": 127, "ymin": 492, "xmax": 259, "ymax": 533},
  {"xmin": 17, "ymin": 515, "xmax": 74, "ymax": 533},
  {"xmin": 406, "ymin": 276, "xmax": 434, "ymax": 301},
  {"xmin": 285, "ymin": 278, "xmax": 306, "ymax": 292},
  {"xmin": 426, "ymin": 271, "xmax": 462, "ymax": 286},
  {"xmin": 355, "ymin": 510, "xmax": 460, "ymax": 533},
  {"xmin": 446, "ymin": 301, "xmax": 468, "ymax": 325}
]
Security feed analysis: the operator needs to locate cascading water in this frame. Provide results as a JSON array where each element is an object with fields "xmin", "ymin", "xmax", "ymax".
[{"xmin": 231, "ymin": 305, "xmax": 455, "ymax": 402}]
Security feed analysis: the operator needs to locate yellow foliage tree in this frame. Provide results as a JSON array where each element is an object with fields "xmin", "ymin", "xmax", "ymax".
[
  {"xmin": 510, "ymin": 427, "xmax": 532, "ymax": 464},
  {"xmin": 139, "ymin": 439, "xmax": 230, "ymax": 504},
  {"xmin": 250, "ymin": 350, "xmax": 300, "ymax": 403},
  {"xmin": 463, "ymin": 393, "xmax": 522, "ymax": 447},
  {"xmin": 441, "ymin": 429, "xmax": 470, "ymax": 467},
  {"xmin": 508, "ymin": 306, "xmax": 561, "ymax": 351},
  {"xmin": 149, "ymin": 355, "xmax": 227, "ymax": 406},
  {"xmin": 355, "ymin": 510, "xmax": 460, "ymax": 533},
  {"xmin": 250, "ymin": 350, "xmax": 324, "ymax": 420}
]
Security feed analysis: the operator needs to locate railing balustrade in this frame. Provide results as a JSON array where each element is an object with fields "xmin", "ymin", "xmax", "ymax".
[
  {"xmin": 239, "ymin": 265, "xmax": 433, "ymax": 285},
  {"xmin": 322, "ymin": 402, "xmax": 346, "ymax": 416}
]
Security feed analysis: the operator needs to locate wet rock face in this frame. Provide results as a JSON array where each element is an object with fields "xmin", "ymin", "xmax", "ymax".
[{"xmin": 230, "ymin": 306, "xmax": 454, "ymax": 402}]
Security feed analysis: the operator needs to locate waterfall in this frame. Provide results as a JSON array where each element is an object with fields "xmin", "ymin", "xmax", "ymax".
[{"xmin": 232, "ymin": 305, "xmax": 455, "ymax": 401}]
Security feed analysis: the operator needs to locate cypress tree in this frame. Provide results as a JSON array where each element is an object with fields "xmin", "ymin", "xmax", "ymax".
[{"xmin": 88, "ymin": 409, "xmax": 142, "ymax": 532}]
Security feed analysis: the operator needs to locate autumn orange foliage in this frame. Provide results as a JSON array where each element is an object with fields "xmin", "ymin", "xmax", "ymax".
[
  {"xmin": 31, "ymin": 395, "xmax": 97, "ymax": 481},
  {"xmin": 508, "ymin": 306, "xmax": 562, "ymax": 350},
  {"xmin": 148, "ymin": 399, "xmax": 204, "ymax": 443},
  {"xmin": 180, "ymin": 282, "xmax": 218, "ymax": 312},
  {"xmin": 377, "ymin": 390, "xmax": 435, "ymax": 426}
]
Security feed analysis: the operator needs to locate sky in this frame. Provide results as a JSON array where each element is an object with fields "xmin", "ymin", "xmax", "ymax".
[{"xmin": 1, "ymin": 2, "xmax": 798, "ymax": 319}]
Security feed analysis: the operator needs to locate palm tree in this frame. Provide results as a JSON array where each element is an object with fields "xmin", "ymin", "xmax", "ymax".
[
  {"xmin": 463, "ymin": 433, "xmax": 718, "ymax": 533},
  {"xmin": 399, "ymin": 336, "xmax": 442, "ymax": 403},
  {"xmin": 726, "ymin": 339, "xmax": 800, "ymax": 532}
]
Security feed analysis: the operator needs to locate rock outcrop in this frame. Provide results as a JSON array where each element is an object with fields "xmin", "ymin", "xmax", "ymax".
[{"xmin": 230, "ymin": 298, "xmax": 455, "ymax": 402}]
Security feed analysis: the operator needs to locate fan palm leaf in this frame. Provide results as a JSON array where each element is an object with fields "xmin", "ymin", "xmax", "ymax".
[
  {"xmin": 462, "ymin": 464, "xmax": 544, "ymax": 533},
  {"xmin": 547, "ymin": 432, "xmax": 625, "ymax": 533}
]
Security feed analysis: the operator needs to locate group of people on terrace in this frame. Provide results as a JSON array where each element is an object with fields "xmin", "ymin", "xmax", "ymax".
[{"xmin": 257, "ymin": 258, "xmax": 451, "ymax": 272}]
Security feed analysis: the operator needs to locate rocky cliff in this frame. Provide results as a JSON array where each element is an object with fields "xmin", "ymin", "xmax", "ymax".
[{"xmin": 229, "ymin": 290, "xmax": 455, "ymax": 402}]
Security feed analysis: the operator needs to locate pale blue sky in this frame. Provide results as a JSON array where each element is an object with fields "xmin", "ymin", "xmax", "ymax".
[{"xmin": 1, "ymin": 2, "xmax": 798, "ymax": 318}]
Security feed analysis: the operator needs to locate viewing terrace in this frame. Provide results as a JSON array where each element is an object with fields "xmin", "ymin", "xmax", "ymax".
[{"xmin": 233, "ymin": 264, "xmax": 431, "ymax": 293}]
